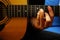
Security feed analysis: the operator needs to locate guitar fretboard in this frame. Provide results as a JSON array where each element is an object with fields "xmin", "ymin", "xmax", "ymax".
[{"xmin": 7, "ymin": 5, "xmax": 59, "ymax": 18}]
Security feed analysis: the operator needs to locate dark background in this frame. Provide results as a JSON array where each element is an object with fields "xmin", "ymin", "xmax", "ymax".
[{"xmin": 28, "ymin": 0, "xmax": 45, "ymax": 5}]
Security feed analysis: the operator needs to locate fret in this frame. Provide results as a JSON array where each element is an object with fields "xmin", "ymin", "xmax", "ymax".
[
  {"xmin": 17, "ymin": 5, "xmax": 18, "ymax": 17},
  {"xmin": 44, "ymin": 5, "xmax": 45, "ymax": 11},
  {"xmin": 17, "ymin": 5, "xmax": 20, "ymax": 17},
  {"xmin": 22, "ymin": 5, "xmax": 24, "ymax": 17},
  {"xmin": 12, "ymin": 5, "xmax": 14, "ymax": 17},
  {"xmin": 24, "ymin": 5, "xmax": 27, "ymax": 17},
  {"xmin": 31, "ymin": 5, "xmax": 33, "ymax": 17},
  {"xmin": 27, "ymin": 5, "xmax": 28, "ymax": 17},
  {"xmin": 35, "ymin": 5, "xmax": 40, "ymax": 17},
  {"xmin": 36, "ymin": 5, "xmax": 40, "ymax": 14},
  {"xmin": 20, "ymin": 6, "xmax": 21, "ymax": 17},
  {"xmin": 28, "ymin": 5, "xmax": 30, "ymax": 17},
  {"xmin": 44, "ymin": 6, "xmax": 48, "ymax": 13},
  {"xmin": 31, "ymin": 5, "xmax": 35, "ymax": 17},
  {"xmin": 14, "ymin": 5, "xmax": 16, "ymax": 17},
  {"xmin": 40, "ymin": 5, "xmax": 45, "ymax": 9},
  {"xmin": 12, "ymin": 5, "xmax": 13, "ymax": 17},
  {"xmin": 15, "ymin": 5, "xmax": 17, "ymax": 17},
  {"xmin": 36, "ymin": 5, "xmax": 39, "ymax": 10},
  {"xmin": 21, "ymin": 5, "xmax": 23, "ymax": 17},
  {"xmin": 31, "ymin": 5, "xmax": 32, "ymax": 17},
  {"xmin": 35, "ymin": 5, "xmax": 36, "ymax": 17},
  {"xmin": 23, "ymin": 5, "xmax": 26, "ymax": 17},
  {"xmin": 14, "ymin": 5, "xmax": 15, "ymax": 17}
]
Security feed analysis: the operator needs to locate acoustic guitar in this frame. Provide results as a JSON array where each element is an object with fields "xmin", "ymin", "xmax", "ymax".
[{"xmin": 0, "ymin": 0, "xmax": 59, "ymax": 40}]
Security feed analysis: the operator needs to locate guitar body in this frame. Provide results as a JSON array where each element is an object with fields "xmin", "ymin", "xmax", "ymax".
[
  {"xmin": 0, "ymin": 0, "xmax": 59, "ymax": 40},
  {"xmin": 0, "ymin": 18, "xmax": 27, "ymax": 40},
  {"xmin": 0, "ymin": 0, "xmax": 27, "ymax": 40}
]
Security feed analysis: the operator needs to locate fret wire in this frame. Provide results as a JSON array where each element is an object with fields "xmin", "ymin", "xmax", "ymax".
[
  {"xmin": 24, "ymin": 5, "xmax": 27, "ymax": 17},
  {"xmin": 32, "ymin": 5, "xmax": 34, "ymax": 17},
  {"xmin": 36, "ymin": 5, "xmax": 37, "ymax": 15},
  {"xmin": 44, "ymin": 5, "xmax": 45, "ymax": 12},
  {"xmin": 25, "ymin": 5, "xmax": 27, "ymax": 17},
  {"xmin": 14, "ymin": 5, "xmax": 15, "ymax": 17},
  {"xmin": 22, "ymin": 5, "xmax": 24, "ymax": 17},
  {"xmin": 11, "ymin": 5, "xmax": 12, "ymax": 17},
  {"xmin": 21, "ymin": 5, "xmax": 23, "ymax": 17},
  {"xmin": 36, "ymin": 5, "xmax": 39, "ymax": 16},
  {"xmin": 17, "ymin": 5, "xmax": 20, "ymax": 17},
  {"xmin": 35, "ymin": 5, "xmax": 36, "ymax": 17},
  {"xmin": 39, "ymin": 5, "xmax": 40, "ymax": 9},
  {"xmin": 39, "ymin": 5, "xmax": 40, "ymax": 11},
  {"xmin": 23, "ymin": 5, "xmax": 25, "ymax": 17},
  {"xmin": 12, "ymin": 5, "xmax": 14, "ymax": 17},
  {"xmin": 20, "ymin": 5, "xmax": 21, "ymax": 17},
  {"xmin": 30, "ymin": 5, "xmax": 32, "ymax": 17},
  {"xmin": 15, "ymin": 5, "xmax": 16, "ymax": 17},
  {"xmin": 27, "ymin": 5, "xmax": 28, "ymax": 17},
  {"xmin": 17, "ymin": 5, "xmax": 18, "ymax": 17}
]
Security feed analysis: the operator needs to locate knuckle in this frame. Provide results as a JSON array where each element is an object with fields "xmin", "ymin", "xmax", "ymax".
[{"xmin": 46, "ymin": 19, "xmax": 51, "ymax": 22}]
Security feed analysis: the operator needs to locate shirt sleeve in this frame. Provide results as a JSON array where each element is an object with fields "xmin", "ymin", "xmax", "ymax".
[{"xmin": 45, "ymin": 0, "xmax": 59, "ymax": 6}]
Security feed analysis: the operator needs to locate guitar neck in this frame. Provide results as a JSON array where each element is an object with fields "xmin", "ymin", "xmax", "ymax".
[{"xmin": 7, "ymin": 5, "xmax": 59, "ymax": 18}]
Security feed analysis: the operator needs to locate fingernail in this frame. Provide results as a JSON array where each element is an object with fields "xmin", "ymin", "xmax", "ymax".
[
  {"xmin": 48, "ymin": 6, "xmax": 51, "ymax": 9},
  {"xmin": 39, "ymin": 9, "xmax": 44, "ymax": 12}
]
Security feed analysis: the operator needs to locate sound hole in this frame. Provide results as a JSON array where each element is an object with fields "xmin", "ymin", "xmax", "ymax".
[
  {"xmin": 0, "ymin": 2, "xmax": 6, "ymax": 21},
  {"xmin": 0, "ymin": 2, "xmax": 7, "ymax": 31}
]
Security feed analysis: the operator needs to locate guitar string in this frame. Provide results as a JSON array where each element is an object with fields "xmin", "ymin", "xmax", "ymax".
[{"xmin": 7, "ymin": 5, "xmax": 59, "ymax": 17}]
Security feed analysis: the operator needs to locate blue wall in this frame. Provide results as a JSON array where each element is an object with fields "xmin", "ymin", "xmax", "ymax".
[
  {"xmin": 44, "ymin": 0, "xmax": 60, "ymax": 34},
  {"xmin": 45, "ymin": 0, "xmax": 59, "ymax": 6},
  {"xmin": 44, "ymin": 17, "xmax": 60, "ymax": 34}
]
